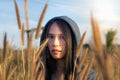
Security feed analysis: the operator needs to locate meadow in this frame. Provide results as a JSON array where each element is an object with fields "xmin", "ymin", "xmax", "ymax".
[{"xmin": 0, "ymin": 0, "xmax": 120, "ymax": 80}]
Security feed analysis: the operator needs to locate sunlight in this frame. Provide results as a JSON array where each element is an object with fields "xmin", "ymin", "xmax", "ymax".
[{"xmin": 92, "ymin": 0, "xmax": 116, "ymax": 22}]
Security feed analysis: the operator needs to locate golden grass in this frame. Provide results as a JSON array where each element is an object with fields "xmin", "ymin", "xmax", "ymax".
[
  {"xmin": 91, "ymin": 13, "xmax": 103, "ymax": 55},
  {"xmin": 78, "ymin": 64, "xmax": 88, "ymax": 80},
  {"xmin": 35, "ymin": 3, "xmax": 48, "ymax": 39},
  {"xmin": 14, "ymin": 0, "xmax": 21, "ymax": 30},
  {"xmin": 34, "ymin": 38, "xmax": 49, "ymax": 62},
  {"xmin": 7, "ymin": 66, "xmax": 17, "ymax": 80},
  {"xmin": 76, "ymin": 31, "xmax": 87, "ymax": 58},
  {"xmin": 21, "ymin": 23, "xmax": 25, "ymax": 46},
  {"xmin": 91, "ymin": 13, "xmax": 114, "ymax": 80},
  {"xmin": 84, "ymin": 55, "xmax": 94, "ymax": 80},
  {"xmin": 76, "ymin": 48, "xmax": 88, "ymax": 73},
  {"xmin": 24, "ymin": 0, "xmax": 29, "ymax": 30},
  {"xmin": 72, "ymin": 31, "xmax": 87, "ymax": 80},
  {"xmin": 2, "ymin": 33, "xmax": 7, "ymax": 62}
]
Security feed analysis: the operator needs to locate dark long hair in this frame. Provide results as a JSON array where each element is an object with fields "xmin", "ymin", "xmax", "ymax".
[{"xmin": 40, "ymin": 17, "xmax": 77, "ymax": 80}]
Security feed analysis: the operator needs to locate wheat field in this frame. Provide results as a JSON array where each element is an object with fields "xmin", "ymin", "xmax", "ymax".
[{"xmin": 0, "ymin": 0, "xmax": 120, "ymax": 80}]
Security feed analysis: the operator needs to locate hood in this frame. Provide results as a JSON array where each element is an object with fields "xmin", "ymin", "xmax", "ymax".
[
  {"xmin": 41, "ymin": 16, "xmax": 81, "ymax": 46},
  {"xmin": 58, "ymin": 16, "xmax": 81, "ymax": 45}
]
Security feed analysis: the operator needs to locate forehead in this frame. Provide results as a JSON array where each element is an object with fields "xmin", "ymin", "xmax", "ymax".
[{"xmin": 48, "ymin": 22, "xmax": 63, "ymax": 34}]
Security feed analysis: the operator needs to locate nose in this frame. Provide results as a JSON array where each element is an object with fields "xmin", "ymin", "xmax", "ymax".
[{"xmin": 53, "ymin": 37, "xmax": 60, "ymax": 47}]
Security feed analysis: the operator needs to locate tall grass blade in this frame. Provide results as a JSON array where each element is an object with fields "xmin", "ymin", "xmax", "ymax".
[
  {"xmin": 91, "ymin": 13, "xmax": 114, "ymax": 80},
  {"xmin": 103, "ymin": 55, "xmax": 114, "ymax": 80},
  {"xmin": 21, "ymin": 23, "xmax": 24, "ymax": 46},
  {"xmin": 7, "ymin": 66, "xmax": 17, "ymax": 80},
  {"xmin": 77, "ymin": 48, "xmax": 88, "ymax": 73},
  {"xmin": 14, "ymin": 0, "xmax": 21, "ymax": 30},
  {"xmin": 27, "ymin": 31, "xmax": 33, "ymax": 62},
  {"xmin": 91, "ymin": 13, "xmax": 103, "ymax": 55},
  {"xmin": 78, "ymin": 64, "xmax": 88, "ymax": 80},
  {"xmin": 24, "ymin": 0, "xmax": 29, "ymax": 29},
  {"xmin": 84, "ymin": 55, "xmax": 94, "ymax": 80},
  {"xmin": 76, "ymin": 31, "xmax": 87, "ymax": 58},
  {"xmin": 35, "ymin": 38, "xmax": 49, "ymax": 62},
  {"xmin": 35, "ymin": 3, "xmax": 48, "ymax": 39},
  {"xmin": 72, "ymin": 31, "xmax": 86, "ymax": 80},
  {"xmin": 2, "ymin": 32, "xmax": 7, "ymax": 62}
]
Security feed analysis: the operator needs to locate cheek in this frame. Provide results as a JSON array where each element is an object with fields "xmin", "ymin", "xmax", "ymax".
[
  {"xmin": 62, "ymin": 41, "xmax": 66, "ymax": 52},
  {"xmin": 48, "ymin": 39, "xmax": 53, "ymax": 46},
  {"xmin": 47, "ymin": 42, "xmax": 51, "ymax": 50}
]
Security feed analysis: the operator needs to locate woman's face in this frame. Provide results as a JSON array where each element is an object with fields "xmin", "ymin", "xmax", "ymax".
[{"xmin": 47, "ymin": 22, "xmax": 66, "ymax": 60}]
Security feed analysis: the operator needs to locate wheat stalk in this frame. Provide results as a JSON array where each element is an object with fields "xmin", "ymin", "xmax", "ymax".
[
  {"xmin": 84, "ymin": 55, "xmax": 94, "ymax": 80},
  {"xmin": 91, "ymin": 13, "xmax": 103, "ymax": 57},
  {"xmin": 91, "ymin": 13, "xmax": 114, "ymax": 80},
  {"xmin": 37, "ymin": 69, "xmax": 45, "ymax": 80},
  {"xmin": 37, "ymin": 61, "xmax": 45, "ymax": 80},
  {"xmin": 103, "ymin": 55, "xmax": 114, "ymax": 80},
  {"xmin": 76, "ymin": 31, "xmax": 87, "ymax": 58},
  {"xmin": 27, "ymin": 31, "xmax": 33, "ymax": 62},
  {"xmin": 35, "ymin": 3, "xmax": 48, "ymax": 39},
  {"xmin": 78, "ymin": 64, "xmax": 88, "ymax": 80},
  {"xmin": 76, "ymin": 48, "xmax": 88, "ymax": 74},
  {"xmin": 72, "ymin": 31, "xmax": 86, "ymax": 80},
  {"xmin": 2, "ymin": 32, "xmax": 7, "ymax": 62},
  {"xmin": 27, "ymin": 31, "xmax": 34, "ymax": 79},
  {"xmin": 29, "ymin": 61, "xmax": 35, "ymax": 80},
  {"xmin": 7, "ymin": 66, "xmax": 17, "ymax": 80},
  {"xmin": 21, "ymin": 47, "xmax": 25, "ymax": 79},
  {"xmin": 21, "ymin": 23, "xmax": 25, "ymax": 46},
  {"xmin": 24, "ymin": 0, "xmax": 29, "ymax": 30},
  {"xmin": 14, "ymin": 0, "xmax": 21, "ymax": 30},
  {"xmin": 35, "ymin": 61, "xmax": 41, "ymax": 74},
  {"xmin": 34, "ymin": 38, "xmax": 49, "ymax": 62}
]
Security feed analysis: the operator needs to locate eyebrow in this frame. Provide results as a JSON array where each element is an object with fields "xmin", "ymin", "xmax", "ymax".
[{"xmin": 47, "ymin": 33, "xmax": 63, "ymax": 36}]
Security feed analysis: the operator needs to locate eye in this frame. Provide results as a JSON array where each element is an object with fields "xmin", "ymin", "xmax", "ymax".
[
  {"xmin": 48, "ymin": 35, "xmax": 54, "ymax": 39},
  {"xmin": 59, "ymin": 35, "xmax": 64, "ymax": 39}
]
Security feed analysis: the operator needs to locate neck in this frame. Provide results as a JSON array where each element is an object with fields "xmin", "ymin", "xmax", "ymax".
[
  {"xmin": 51, "ymin": 59, "xmax": 65, "ymax": 80},
  {"xmin": 56, "ymin": 59, "xmax": 65, "ymax": 72}
]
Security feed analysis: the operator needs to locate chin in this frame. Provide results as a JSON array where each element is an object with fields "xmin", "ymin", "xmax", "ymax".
[{"xmin": 52, "ymin": 56, "xmax": 65, "ymax": 60}]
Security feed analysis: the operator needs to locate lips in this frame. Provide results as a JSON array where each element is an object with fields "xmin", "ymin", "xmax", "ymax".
[{"xmin": 52, "ymin": 49, "xmax": 62, "ymax": 54}]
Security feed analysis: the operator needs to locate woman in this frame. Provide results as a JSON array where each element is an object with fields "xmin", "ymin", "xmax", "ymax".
[{"xmin": 40, "ymin": 16, "xmax": 96, "ymax": 80}]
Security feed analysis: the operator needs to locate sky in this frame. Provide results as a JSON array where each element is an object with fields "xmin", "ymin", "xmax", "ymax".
[{"xmin": 0, "ymin": 0, "xmax": 120, "ymax": 48}]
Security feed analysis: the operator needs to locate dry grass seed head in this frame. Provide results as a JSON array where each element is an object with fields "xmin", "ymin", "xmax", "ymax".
[
  {"xmin": 24, "ymin": 0, "xmax": 29, "ymax": 29},
  {"xmin": 84, "ymin": 55, "xmax": 94, "ymax": 80},
  {"xmin": 91, "ymin": 13, "xmax": 103, "ymax": 55},
  {"xmin": 77, "ymin": 48, "xmax": 88, "ymax": 73},
  {"xmin": 2, "ymin": 32, "xmax": 7, "ymax": 62},
  {"xmin": 35, "ymin": 3, "xmax": 48, "ymax": 39},
  {"xmin": 76, "ymin": 31, "xmax": 87, "ymax": 58},
  {"xmin": 14, "ymin": 0, "xmax": 21, "ymax": 30},
  {"xmin": 72, "ymin": 31, "xmax": 86, "ymax": 80},
  {"xmin": 35, "ymin": 38, "xmax": 49, "ymax": 62}
]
